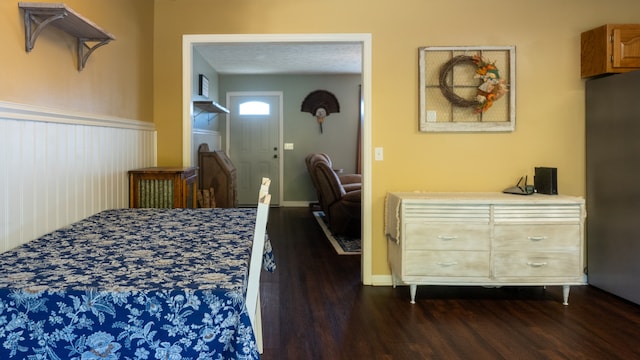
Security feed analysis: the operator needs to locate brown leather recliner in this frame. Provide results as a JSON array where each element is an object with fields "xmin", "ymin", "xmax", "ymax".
[
  {"xmin": 317, "ymin": 153, "xmax": 361, "ymax": 192},
  {"xmin": 305, "ymin": 153, "xmax": 361, "ymax": 193},
  {"xmin": 305, "ymin": 153, "xmax": 361, "ymax": 217},
  {"xmin": 311, "ymin": 158, "xmax": 361, "ymax": 237}
]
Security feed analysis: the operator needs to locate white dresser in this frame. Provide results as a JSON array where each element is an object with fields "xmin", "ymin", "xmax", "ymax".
[{"xmin": 385, "ymin": 192, "xmax": 586, "ymax": 305}]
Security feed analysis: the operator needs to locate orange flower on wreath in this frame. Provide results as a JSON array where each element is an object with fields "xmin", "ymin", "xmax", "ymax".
[{"xmin": 471, "ymin": 56, "xmax": 507, "ymax": 113}]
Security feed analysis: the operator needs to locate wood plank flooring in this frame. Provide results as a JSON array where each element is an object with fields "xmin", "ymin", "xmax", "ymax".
[{"xmin": 259, "ymin": 207, "xmax": 640, "ymax": 359}]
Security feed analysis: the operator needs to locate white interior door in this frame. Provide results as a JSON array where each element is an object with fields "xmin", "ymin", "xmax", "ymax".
[{"xmin": 227, "ymin": 92, "xmax": 281, "ymax": 206}]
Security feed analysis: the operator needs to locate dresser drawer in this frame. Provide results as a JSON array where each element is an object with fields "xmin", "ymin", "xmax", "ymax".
[
  {"xmin": 405, "ymin": 224, "xmax": 490, "ymax": 250},
  {"xmin": 405, "ymin": 251, "xmax": 490, "ymax": 276},
  {"xmin": 493, "ymin": 224, "xmax": 580, "ymax": 251},
  {"xmin": 493, "ymin": 251, "xmax": 581, "ymax": 278}
]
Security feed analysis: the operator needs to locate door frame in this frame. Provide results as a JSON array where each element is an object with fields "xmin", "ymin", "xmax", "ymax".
[
  {"xmin": 226, "ymin": 91, "xmax": 283, "ymax": 206},
  {"xmin": 182, "ymin": 33, "xmax": 373, "ymax": 285}
]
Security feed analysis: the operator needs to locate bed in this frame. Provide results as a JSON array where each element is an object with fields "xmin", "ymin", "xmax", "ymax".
[{"xmin": 0, "ymin": 208, "xmax": 275, "ymax": 359}]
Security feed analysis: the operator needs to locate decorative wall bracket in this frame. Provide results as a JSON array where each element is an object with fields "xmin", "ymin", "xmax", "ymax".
[{"xmin": 19, "ymin": 2, "xmax": 115, "ymax": 71}]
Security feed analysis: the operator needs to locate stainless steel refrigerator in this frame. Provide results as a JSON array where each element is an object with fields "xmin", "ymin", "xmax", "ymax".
[{"xmin": 586, "ymin": 70, "xmax": 640, "ymax": 305}]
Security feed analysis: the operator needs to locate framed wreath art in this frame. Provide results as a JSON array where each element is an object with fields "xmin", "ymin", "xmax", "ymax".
[{"xmin": 419, "ymin": 46, "xmax": 515, "ymax": 132}]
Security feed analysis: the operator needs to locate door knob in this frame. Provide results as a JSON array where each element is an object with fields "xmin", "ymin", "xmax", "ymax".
[{"xmin": 273, "ymin": 154, "xmax": 278, "ymax": 159}]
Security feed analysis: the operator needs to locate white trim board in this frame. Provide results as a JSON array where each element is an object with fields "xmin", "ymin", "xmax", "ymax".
[{"xmin": 182, "ymin": 33, "xmax": 373, "ymax": 284}]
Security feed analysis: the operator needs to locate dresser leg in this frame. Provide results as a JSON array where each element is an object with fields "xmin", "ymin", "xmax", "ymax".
[
  {"xmin": 410, "ymin": 284, "xmax": 417, "ymax": 304},
  {"xmin": 562, "ymin": 285, "xmax": 570, "ymax": 305}
]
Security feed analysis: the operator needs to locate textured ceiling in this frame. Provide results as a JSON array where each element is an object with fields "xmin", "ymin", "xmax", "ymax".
[{"xmin": 195, "ymin": 42, "xmax": 363, "ymax": 75}]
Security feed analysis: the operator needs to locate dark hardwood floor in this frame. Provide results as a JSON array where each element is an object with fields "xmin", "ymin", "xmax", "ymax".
[{"xmin": 259, "ymin": 207, "xmax": 640, "ymax": 359}]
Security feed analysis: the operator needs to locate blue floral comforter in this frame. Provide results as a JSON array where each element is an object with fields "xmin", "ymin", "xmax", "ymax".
[{"xmin": 0, "ymin": 208, "xmax": 275, "ymax": 360}]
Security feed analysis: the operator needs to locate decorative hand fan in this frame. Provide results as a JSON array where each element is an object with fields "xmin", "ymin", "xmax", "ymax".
[{"xmin": 301, "ymin": 90, "xmax": 340, "ymax": 133}]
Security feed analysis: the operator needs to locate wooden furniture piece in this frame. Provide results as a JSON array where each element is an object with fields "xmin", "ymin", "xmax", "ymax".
[
  {"xmin": 581, "ymin": 24, "xmax": 640, "ymax": 78},
  {"xmin": 198, "ymin": 144, "xmax": 238, "ymax": 208},
  {"xmin": 18, "ymin": 2, "xmax": 115, "ymax": 71},
  {"xmin": 128, "ymin": 167, "xmax": 198, "ymax": 208},
  {"xmin": 385, "ymin": 192, "xmax": 586, "ymax": 305}
]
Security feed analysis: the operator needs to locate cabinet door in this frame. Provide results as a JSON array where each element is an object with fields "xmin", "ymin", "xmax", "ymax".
[
  {"xmin": 581, "ymin": 24, "xmax": 640, "ymax": 77},
  {"xmin": 613, "ymin": 27, "xmax": 640, "ymax": 68}
]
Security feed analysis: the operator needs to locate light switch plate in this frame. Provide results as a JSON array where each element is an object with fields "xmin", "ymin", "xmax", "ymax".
[{"xmin": 375, "ymin": 147, "xmax": 383, "ymax": 161}]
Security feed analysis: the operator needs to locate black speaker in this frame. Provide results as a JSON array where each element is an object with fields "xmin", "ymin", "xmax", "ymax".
[{"xmin": 534, "ymin": 167, "xmax": 558, "ymax": 195}]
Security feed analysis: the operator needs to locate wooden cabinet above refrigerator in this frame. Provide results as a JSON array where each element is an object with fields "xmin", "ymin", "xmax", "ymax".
[{"xmin": 581, "ymin": 24, "xmax": 640, "ymax": 78}]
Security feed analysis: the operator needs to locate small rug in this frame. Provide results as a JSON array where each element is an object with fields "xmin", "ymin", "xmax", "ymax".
[{"xmin": 312, "ymin": 211, "xmax": 361, "ymax": 255}]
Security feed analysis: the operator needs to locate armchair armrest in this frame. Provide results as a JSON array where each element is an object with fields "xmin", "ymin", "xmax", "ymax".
[
  {"xmin": 339, "ymin": 174, "xmax": 362, "ymax": 185},
  {"xmin": 342, "ymin": 189, "xmax": 362, "ymax": 203}
]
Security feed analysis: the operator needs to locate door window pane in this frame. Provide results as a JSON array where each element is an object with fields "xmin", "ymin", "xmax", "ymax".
[{"xmin": 239, "ymin": 101, "xmax": 270, "ymax": 115}]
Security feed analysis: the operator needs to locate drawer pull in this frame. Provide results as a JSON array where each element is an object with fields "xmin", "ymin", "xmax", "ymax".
[
  {"xmin": 438, "ymin": 235, "xmax": 458, "ymax": 241},
  {"xmin": 528, "ymin": 236, "xmax": 548, "ymax": 241},
  {"xmin": 437, "ymin": 261, "xmax": 459, "ymax": 267},
  {"xmin": 527, "ymin": 261, "xmax": 548, "ymax": 267}
]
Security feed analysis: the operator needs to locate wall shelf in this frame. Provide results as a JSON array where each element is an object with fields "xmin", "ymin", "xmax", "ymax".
[
  {"xmin": 193, "ymin": 101, "xmax": 230, "ymax": 114},
  {"xmin": 19, "ymin": 2, "xmax": 115, "ymax": 71}
]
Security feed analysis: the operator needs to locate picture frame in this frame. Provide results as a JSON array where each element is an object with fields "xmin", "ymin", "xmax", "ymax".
[
  {"xmin": 419, "ymin": 46, "xmax": 516, "ymax": 132},
  {"xmin": 198, "ymin": 74, "xmax": 209, "ymax": 98}
]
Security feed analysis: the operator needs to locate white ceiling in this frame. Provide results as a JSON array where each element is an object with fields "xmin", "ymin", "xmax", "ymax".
[{"xmin": 195, "ymin": 42, "xmax": 363, "ymax": 75}]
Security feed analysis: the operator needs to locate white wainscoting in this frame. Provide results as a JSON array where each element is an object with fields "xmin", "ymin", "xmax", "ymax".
[{"xmin": 0, "ymin": 101, "xmax": 157, "ymax": 253}]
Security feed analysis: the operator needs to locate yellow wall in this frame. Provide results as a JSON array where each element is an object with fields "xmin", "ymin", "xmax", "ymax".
[
  {"xmin": 0, "ymin": 1, "xmax": 154, "ymax": 121},
  {"xmin": 153, "ymin": 0, "xmax": 640, "ymax": 276},
  {"xmin": 5, "ymin": 1, "xmax": 640, "ymax": 278}
]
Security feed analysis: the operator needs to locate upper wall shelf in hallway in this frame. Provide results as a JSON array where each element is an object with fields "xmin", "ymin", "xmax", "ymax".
[{"xmin": 193, "ymin": 101, "xmax": 230, "ymax": 114}]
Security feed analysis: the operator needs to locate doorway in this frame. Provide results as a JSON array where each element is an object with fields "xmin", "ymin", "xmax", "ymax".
[
  {"xmin": 182, "ymin": 33, "xmax": 373, "ymax": 284},
  {"xmin": 227, "ymin": 92, "xmax": 282, "ymax": 206}
]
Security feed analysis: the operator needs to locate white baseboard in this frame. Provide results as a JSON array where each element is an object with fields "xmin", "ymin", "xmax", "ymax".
[
  {"xmin": 370, "ymin": 274, "xmax": 394, "ymax": 286},
  {"xmin": 280, "ymin": 201, "xmax": 312, "ymax": 207}
]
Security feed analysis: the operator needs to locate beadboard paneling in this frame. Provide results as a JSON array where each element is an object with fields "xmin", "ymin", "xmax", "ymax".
[{"xmin": 0, "ymin": 102, "xmax": 156, "ymax": 253}]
